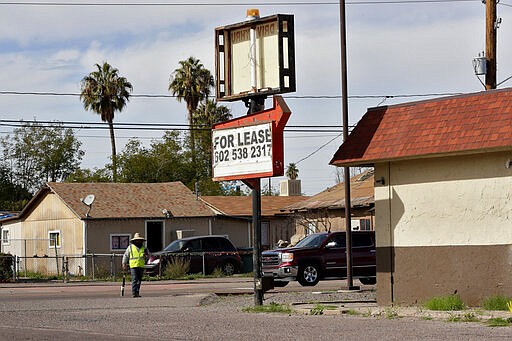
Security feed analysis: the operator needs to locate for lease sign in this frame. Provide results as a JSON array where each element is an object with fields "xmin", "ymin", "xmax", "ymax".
[{"xmin": 212, "ymin": 122, "xmax": 272, "ymax": 179}]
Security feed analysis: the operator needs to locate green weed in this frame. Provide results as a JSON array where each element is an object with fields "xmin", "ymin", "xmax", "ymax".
[
  {"xmin": 482, "ymin": 295, "xmax": 512, "ymax": 311},
  {"xmin": 424, "ymin": 295, "xmax": 465, "ymax": 311},
  {"xmin": 487, "ymin": 317, "xmax": 512, "ymax": 327},
  {"xmin": 243, "ymin": 302, "xmax": 292, "ymax": 314}
]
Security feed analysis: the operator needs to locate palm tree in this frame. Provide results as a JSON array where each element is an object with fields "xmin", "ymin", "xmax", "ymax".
[
  {"xmin": 193, "ymin": 100, "xmax": 232, "ymax": 187},
  {"xmin": 80, "ymin": 62, "xmax": 132, "ymax": 182},
  {"xmin": 168, "ymin": 57, "xmax": 214, "ymax": 163},
  {"xmin": 286, "ymin": 163, "xmax": 299, "ymax": 180}
]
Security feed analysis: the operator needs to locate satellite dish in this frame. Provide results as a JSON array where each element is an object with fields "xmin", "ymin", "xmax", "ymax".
[{"xmin": 82, "ymin": 194, "xmax": 95, "ymax": 206}]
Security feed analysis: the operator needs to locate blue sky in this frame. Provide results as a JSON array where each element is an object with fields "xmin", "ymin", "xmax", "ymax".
[{"xmin": 1, "ymin": 0, "xmax": 511, "ymax": 195}]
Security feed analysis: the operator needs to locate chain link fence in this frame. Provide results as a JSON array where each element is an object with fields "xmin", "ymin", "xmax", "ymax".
[
  {"xmin": 12, "ymin": 253, "xmax": 125, "ymax": 282},
  {"xmin": 1, "ymin": 239, "xmax": 126, "ymax": 282}
]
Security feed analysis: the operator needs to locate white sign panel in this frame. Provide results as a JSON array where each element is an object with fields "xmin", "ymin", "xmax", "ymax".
[
  {"xmin": 213, "ymin": 123, "xmax": 272, "ymax": 178},
  {"xmin": 230, "ymin": 21, "xmax": 280, "ymax": 94}
]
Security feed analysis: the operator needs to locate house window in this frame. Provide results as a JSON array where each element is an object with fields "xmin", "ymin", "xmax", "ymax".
[
  {"xmin": 306, "ymin": 222, "xmax": 317, "ymax": 235},
  {"xmin": 359, "ymin": 219, "xmax": 371, "ymax": 231},
  {"xmin": 1, "ymin": 229, "xmax": 9, "ymax": 245},
  {"xmin": 49, "ymin": 231, "xmax": 61, "ymax": 248},
  {"xmin": 111, "ymin": 234, "xmax": 130, "ymax": 251}
]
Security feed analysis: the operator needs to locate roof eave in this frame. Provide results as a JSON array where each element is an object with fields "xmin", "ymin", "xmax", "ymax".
[{"xmin": 331, "ymin": 146, "xmax": 512, "ymax": 167}]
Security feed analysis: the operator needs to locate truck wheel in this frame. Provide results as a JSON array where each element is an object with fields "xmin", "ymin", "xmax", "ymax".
[
  {"xmin": 221, "ymin": 261, "xmax": 236, "ymax": 276},
  {"xmin": 298, "ymin": 263, "xmax": 320, "ymax": 286}
]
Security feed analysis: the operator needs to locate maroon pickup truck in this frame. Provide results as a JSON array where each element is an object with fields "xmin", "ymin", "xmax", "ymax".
[{"xmin": 262, "ymin": 231, "xmax": 376, "ymax": 286}]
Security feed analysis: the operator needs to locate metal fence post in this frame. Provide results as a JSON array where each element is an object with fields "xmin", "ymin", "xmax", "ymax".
[
  {"xmin": 91, "ymin": 252, "xmax": 95, "ymax": 280},
  {"xmin": 54, "ymin": 243, "xmax": 60, "ymax": 278},
  {"xmin": 202, "ymin": 252, "xmax": 206, "ymax": 275}
]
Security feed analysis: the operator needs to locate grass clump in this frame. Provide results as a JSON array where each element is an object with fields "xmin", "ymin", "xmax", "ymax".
[
  {"xmin": 243, "ymin": 302, "xmax": 292, "ymax": 314},
  {"xmin": 487, "ymin": 317, "xmax": 512, "ymax": 327},
  {"xmin": 163, "ymin": 257, "xmax": 190, "ymax": 279},
  {"xmin": 424, "ymin": 294, "xmax": 465, "ymax": 311},
  {"xmin": 482, "ymin": 295, "xmax": 512, "ymax": 311}
]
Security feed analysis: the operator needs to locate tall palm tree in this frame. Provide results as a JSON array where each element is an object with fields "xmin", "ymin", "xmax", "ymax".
[
  {"xmin": 80, "ymin": 62, "xmax": 132, "ymax": 182},
  {"xmin": 168, "ymin": 57, "xmax": 214, "ymax": 164},
  {"xmin": 286, "ymin": 163, "xmax": 299, "ymax": 180}
]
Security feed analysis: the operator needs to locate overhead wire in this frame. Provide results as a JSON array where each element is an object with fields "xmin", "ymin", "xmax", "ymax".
[
  {"xmin": 0, "ymin": 0, "xmax": 484, "ymax": 6},
  {"xmin": 0, "ymin": 90, "xmax": 466, "ymax": 100}
]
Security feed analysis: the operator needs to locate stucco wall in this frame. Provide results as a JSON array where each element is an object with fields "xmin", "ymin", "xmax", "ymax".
[
  {"xmin": 375, "ymin": 151, "xmax": 512, "ymax": 305},
  {"xmin": 87, "ymin": 217, "xmax": 211, "ymax": 254}
]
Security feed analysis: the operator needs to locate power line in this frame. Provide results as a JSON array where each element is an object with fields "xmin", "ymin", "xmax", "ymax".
[
  {"xmin": 295, "ymin": 132, "xmax": 343, "ymax": 165},
  {"xmin": 0, "ymin": 0, "xmax": 483, "ymax": 6},
  {"xmin": 0, "ymin": 90, "xmax": 465, "ymax": 100},
  {"xmin": 0, "ymin": 119, "xmax": 352, "ymax": 132}
]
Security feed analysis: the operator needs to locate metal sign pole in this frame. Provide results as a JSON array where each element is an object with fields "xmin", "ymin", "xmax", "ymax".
[{"xmin": 251, "ymin": 177, "xmax": 263, "ymax": 305}]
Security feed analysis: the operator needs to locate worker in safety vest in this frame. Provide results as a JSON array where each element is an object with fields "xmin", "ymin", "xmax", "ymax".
[{"xmin": 122, "ymin": 233, "xmax": 149, "ymax": 298}]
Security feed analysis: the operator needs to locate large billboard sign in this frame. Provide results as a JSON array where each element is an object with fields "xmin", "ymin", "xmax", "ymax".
[
  {"xmin": 212, "ymin": 96, "xmax": 291, "ymax": 181},
  {"xmin": 215, "ymin": 14, "xmax": 295, "ymax": 101}
]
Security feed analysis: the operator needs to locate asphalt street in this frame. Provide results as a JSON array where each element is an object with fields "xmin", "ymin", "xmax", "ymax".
[{"xmin": 0, "ymin": 278, "xmax": 511, "ymax": 340}]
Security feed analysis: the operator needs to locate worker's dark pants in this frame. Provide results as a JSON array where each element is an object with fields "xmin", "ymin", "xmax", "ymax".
[{"xmin": 130, "ymin": 267, "xmax": 143, "ymax": 296}]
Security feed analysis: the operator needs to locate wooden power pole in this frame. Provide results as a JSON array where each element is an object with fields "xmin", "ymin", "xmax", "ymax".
[{"xmin": 486, "ymin": 0, "xmax": 497, "ymax": 90}]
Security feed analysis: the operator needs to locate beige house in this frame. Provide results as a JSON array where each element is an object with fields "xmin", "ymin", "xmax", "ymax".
[
  {"xmin": 330, "ymin": 88, "xmax": 512, "ymax": 306},
  {"xmin": 0, "ymin": 182, "xmax": 215, "ymax": 274},
  {"xmin": 282, "ymin": 170, "xmax": 375, "ymax": 240},
  {"xmin": 200, "ymin": 195, "xmax": 308, "ymax": 250}
]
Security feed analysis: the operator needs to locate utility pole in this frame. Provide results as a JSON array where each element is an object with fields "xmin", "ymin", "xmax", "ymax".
[
  {"xmin": 486, "ymin": 0, "xmax": 497, "ymax": 90},
  {"xmin": 339, "ymin": 0, "xmax": 358, "ymax": 291}
]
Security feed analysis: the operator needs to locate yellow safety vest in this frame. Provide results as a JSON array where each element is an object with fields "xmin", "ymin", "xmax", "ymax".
[{"xmin": 129, "ymin": 244, "xmax": 146, "ymax": 268}]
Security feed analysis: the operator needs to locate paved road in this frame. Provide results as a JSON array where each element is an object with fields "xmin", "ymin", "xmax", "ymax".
[{"xmin": 0, "ymin": 278, "xmax": 511, "ymax": 340}]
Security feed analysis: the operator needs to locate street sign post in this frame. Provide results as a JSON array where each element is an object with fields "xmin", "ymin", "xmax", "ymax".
[{"xmin": 213, "ymin": 10, "xmax": 295, "ymax": 306}]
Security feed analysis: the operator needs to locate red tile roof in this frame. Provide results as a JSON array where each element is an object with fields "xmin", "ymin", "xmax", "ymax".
[
  {"xmin": 330, "ymin": 88, "xmax": 512, "ymax": 166},
  {"xmin": 200, "ymin": 195, "xmax": 309, "ymax": 217},
  {"xmin": 23, "ymin": 182, "xmax": 214, "ymax": 219}
]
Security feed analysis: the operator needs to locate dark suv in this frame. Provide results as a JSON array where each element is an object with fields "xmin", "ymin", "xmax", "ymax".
[
  {"xmin": 262, "ymin": 231, "xmax": 376, "ymax": 286},
  {"xmin": 146, "ymin": 235, "xmax": 242, "ymax": 276}
]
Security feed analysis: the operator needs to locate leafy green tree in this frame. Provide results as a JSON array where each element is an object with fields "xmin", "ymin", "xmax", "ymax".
[
  {"xmin": 168, "ymin": 57, "xmax": 214, "ymax": 173},
  {"xmin": 0, "ymin": 122, "xmax": 84, "ymax": 193},
  {"xmin": 0, "ymin": 165, "xmax": 32, "ymax": 211},
  {"xmin": 66, "ymin": 167, "xmax": 111, "ymax": 183},
  {"xmin": 117, "ymin": 131, "xmax": 194, "ymax": 184},
  {"xmin": 80, "ymin": 62, "xmax": 133, "ymax": 182}
]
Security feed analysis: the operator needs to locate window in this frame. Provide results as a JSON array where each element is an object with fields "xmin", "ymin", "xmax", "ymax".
[
  {"xmin": 49, "ymin": 231, "xmax": 61, "ymax": 248},
  {"xmin": 1, "ymin": 229, "xmax": 9, "ymax": 245},
  {"xmin": 307, "ymin": 222, "xmax": 317, "ymax": 235},
  {"xmin": 111, "ymin": 234, "xmax": 130, "ymax": 251},
  {"xmin": 359, "ymin": 219, "xmax": 371, "ymax": 231}
]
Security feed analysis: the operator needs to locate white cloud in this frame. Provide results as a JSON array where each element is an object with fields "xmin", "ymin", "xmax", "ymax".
[{"xmin": 1, "ymin": 2, "xmax": 510, "ymax": 194}]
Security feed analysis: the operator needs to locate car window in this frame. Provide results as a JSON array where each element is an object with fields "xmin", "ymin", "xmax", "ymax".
[
  {"xmin": 163, "ymin": 240, "xmax": 185, "ymax": 252},
  {"xmin": 217, "ymin": 238, "xmax": 236, "ymax": 251},
  {"xmin": 202, "ymin": 238, "xmax": 220, "ymax": 251},
  {"xmin": 352, "ymin": 233, "xmax": 373, "ymax": 247},
  {"xmin": 185, "ymin": 239, "xmax": 201, "ymax": 252},
  {"xmin": 327, "ymin": 233, "xmax": 346, "ymax": 247},
  {"xmin": 295, "ymin": 233, "xmax": 328, "ymax": 248}
]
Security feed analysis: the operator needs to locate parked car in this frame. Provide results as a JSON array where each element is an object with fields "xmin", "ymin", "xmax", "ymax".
[
  {"xmin": 262, "ymin": 231, "xmax": 376, "ymax": 286},
  {"xmin": 146, "ymin": 235, "xmax": 242, "ymax": 276}
]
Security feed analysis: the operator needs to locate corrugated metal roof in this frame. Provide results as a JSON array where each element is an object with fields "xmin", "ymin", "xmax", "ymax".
[{"xmin": 282, "ymin": 170, "xmax": 374, "ymax": 211}]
